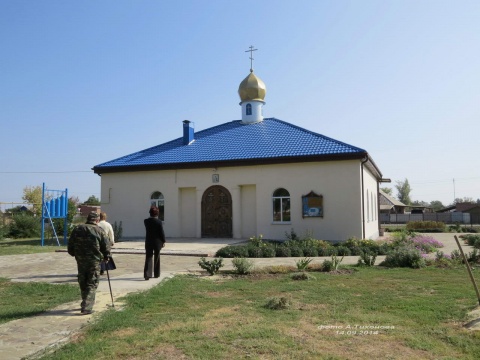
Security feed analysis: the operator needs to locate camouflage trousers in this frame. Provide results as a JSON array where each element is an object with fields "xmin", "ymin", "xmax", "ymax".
[{"xmin": 76, "ymin": 262, "xmax": 101, "ymax": 311}]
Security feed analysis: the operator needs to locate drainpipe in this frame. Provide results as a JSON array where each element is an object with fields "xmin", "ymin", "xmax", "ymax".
[{"xmin": 361, "ymin": 155, "xmax": 369, "ymax": 239}]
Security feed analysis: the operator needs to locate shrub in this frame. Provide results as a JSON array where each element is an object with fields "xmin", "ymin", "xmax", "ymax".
[
  {"xmin": 291, "ymin": 272, "xmax": 315, "ymax": 281},
  {"xmin": 113, "ymin": 221, "xmax": 123, "ymax": 242},
  {"xmin": 285, "ymin": 228, "xmax": 299, "ymax": 240},
  {"xmin": 259, "ymin": 265, "xmax": 296, "ymax": 274},
  {"xmin": 380, "ymin": 246, "xmax": 426, "ymax": 268},
  {"xmin": 275, "ymin": 246, "xmax": 292, "ymax": 257},
  {"xmin": 462, "ymin": 235, "xmax": 480, "ymax": 248},
  {"xmin": 232, "ymin": 258, "xmax": 254, "ymax": 275},
  {"xmin": 295, "ymin": 257, "xmax": 313, "ymax": 271},
  {"xmin": 410, "ymin": 235, "xmax": 444, "ymax": 253},
  {"xmin": 8, "ymin": 214, "xmax": 41, "ymax": 238},
  {"xmin": 466, "ymin": 249, "xmax": 480, "ymax": 264},
  {"xmin": 377, "ymin": 242, "xmax": 393, "ymax": 255},
  {"xmin": 198, "ymin": 257, "xmax": 224, "ymax": 275},
  {"xmin": 462, "ymin": 227, "xmax": 478, "ymax": 233},
  {"xmin": 0, "ymin": 224, "xmax": 7, "ymax": 240},
  {"xmin": 216, "ymin": 245, "xmax": 249, "ymax": 258},
  {"xmin": 335, "ymin": 246, "xmax": 352, "ymax": 256},
  {"xmin": 331, "ymin": 254, "xmax": 344, "ymax": 270},
  {"xmin": 262, "ymin": 246, "xmax": 276, "ymax": 258},
  {"xmin": 248, "ymin": 234, "xmax": 266, "ymax": 247},
  {"xmin": 357, "ymin": 250, "xmax": 377, "ymax": 267},
  {"xmin": 289, "ymin": 246, "xmax": 304, "ymax": 257},
  {"xmin": 406, "ymin": 221, "xmax": 446, "ymax": 232},
  {"xmin": 264, "ymin": 296, "xmax": 291, "ymax": 310},
  {"xmin": 247, "ymin": 246, "xmax": 264, "ymax": 258},
  {"xmin": 302, "ymin": 247, "xmax": 318, "ymax": 257},
  {"xmin": 322, "ymin": 260, "xmax": 333, "ymax": 272}
]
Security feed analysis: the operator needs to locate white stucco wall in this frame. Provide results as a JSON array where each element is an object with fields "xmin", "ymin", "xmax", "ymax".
[{"xmin": 99, "ymin": 159, "xmax": 379, "ymax": 241}]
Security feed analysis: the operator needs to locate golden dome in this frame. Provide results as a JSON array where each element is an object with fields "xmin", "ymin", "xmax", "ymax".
[{"xmin": 238, "ymin": 70, "xmax": 266, "ymax": 102}]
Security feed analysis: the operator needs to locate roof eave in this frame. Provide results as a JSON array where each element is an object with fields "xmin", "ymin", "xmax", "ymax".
[{"xmin": 93, "ymin": 152, "xmax": 368, "ymax": 175}]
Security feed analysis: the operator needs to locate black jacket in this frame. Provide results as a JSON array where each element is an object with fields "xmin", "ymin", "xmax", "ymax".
[{"xmin": 144, "ymin": 217, "xmax": 165, "ymax": 250}]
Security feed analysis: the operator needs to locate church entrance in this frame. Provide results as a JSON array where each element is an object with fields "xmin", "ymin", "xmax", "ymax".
[{"xmin": 201, "ymin": 185, "xmax": 232, "ymax": 238}]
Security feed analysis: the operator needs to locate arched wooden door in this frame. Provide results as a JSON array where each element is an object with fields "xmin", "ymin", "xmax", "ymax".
[{"xmin": 201, "ymin": 185, "xmax": 232, "ymax": 238}]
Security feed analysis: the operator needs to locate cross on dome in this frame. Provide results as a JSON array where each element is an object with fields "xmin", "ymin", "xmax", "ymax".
[{"xmin": 245, "ymin": 45, "xmax": 258, "ymax": 72}]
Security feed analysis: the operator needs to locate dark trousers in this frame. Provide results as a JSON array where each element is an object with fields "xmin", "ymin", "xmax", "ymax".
[
  {"xmin": 77, "ymin": 263, "xmax": 100, "ymax": 311},
  {"xmin": 144, "ymin": 247, "xmax": 160, "ymax": 278}
]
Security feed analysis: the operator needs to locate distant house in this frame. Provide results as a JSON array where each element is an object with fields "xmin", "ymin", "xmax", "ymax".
[
  {"xmin": 78, "ymin": 205, "xmax": 101, "ymax": 217},
  {"xmin": 379, "ymin": 190, "xmax": 406, "ymax": 214},
  {"xmin": 437, "ymin": 203, "xmax": 480, "ymax": 224}
]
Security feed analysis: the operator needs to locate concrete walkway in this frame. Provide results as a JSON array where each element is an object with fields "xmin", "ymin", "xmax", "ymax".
[{"xmin": 0, "ymin": 234, "xmax": 476, "ymax": 359}]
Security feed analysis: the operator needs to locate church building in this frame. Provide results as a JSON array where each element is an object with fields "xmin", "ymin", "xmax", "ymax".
[{"xmin": 93, "ymin": 56, "xmax": 385, "ymax": 242}]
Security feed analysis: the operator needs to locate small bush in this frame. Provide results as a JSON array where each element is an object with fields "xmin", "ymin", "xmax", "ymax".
[
  {"xmin": 289, "ymin": 246, "xmax": 304, "ymax": 257},
  {"xmin": 357, "ymin": 250, "xmax": 377, "ymax": 267},
  {"xmin": 380, "ymin": 246, "xmax": 426, "ymax": 268},
  {"xmin": 232, "ymin": 257, "xmax": 254, "ymax": 275},
  {"xmin": 259, "ymin": 265, "xmax": 296, "ymax": 274},
  {"xmin": 275, "ymin": 246, "xmax": 292, "ymax": 257},
  {"xmin": 265, "ymin": 296, "xmax": 291, "ymax": 310},
  {"xmin": 262, "ymin": 246, "xmax": 276, "ymax": 258},
  {"xmin": 216, "ymin": 245, "xmax": 249, "ymax": 258},
  {"xmin": 113, "ymin": 221, "xmax": 123, "ymax": 242},
  {"xmin": 198, "ymin": 257, "xmax": 224, "ymax": 275},
  {"xmin": 8, "ymin": 214, "xmax": 41, "ymax": 238},
  {"xmin": 462, "ymin": 235, "xmax": 480, "ymax": 249},
  {"xmin": 295, "ymin": 257, "xmax": 313, "ymax": 271},
  {"xmin": 462, "ymin": 227, "xmax": 478, "ymax": 233},
  {"xmin": 291, "ymin": 272, "xmax": 315, "ymax": 281},
  {"xmin": 247, "ymin": 246, "xmax": 264, "ymax": 258},
  {"xmin": 335, "ymin": 246, "xmax": 352, "ymax": 256},
  {"xmin": 466, "ymin": 249, "xmax": 480, "ymax": 264},
  {"xmin": 406, "ymin": 221, "xmax": 446, "ymax": 232},
  {"xmin": 410, "ymin": 235, "xmax": 444, "ymax": 253},
  {"xmin": 302, "ymin": 247, "xmax": 318, "ymax": 257},
  {"xmin": 322, "ymin": 260, "xmax": 333, "ymax": 272}
]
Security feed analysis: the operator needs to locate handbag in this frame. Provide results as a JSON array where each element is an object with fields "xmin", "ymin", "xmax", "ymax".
[{"xmin": 104, "ymin": 255, "xmax": 117, "ymax": 270}]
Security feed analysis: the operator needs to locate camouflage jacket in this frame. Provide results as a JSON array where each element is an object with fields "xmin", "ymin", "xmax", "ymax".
[{"xmin": 68, "ymin": 222, "xmax": 111, "ymax": 264}]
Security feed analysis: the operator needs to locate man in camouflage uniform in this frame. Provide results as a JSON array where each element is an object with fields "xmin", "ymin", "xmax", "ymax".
[{"xmin": 68, "ymin": 211, "xmax": 111, "ymax": 315}]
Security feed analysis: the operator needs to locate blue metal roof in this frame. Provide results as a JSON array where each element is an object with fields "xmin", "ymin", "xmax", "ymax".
[{"xmin": 93, "ymin": 118, "xmax": 366, "ymax": 172}]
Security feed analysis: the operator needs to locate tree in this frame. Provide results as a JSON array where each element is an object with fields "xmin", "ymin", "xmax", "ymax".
[
  {"xmin": 22, "ymin": 186, "xmax": 43, "ymax": 217},
  {"xmin": 83, "ymin": 195, "xmax": 101, "ymax": 205},
  {"xmin": 429, "ymin": 200, "xmax": 444, "ymax": 212},
  {"xmin": 453, "ymin": 197, "xmax": 475, "ymax": 205},
  {"xmin": 411, "ymin": 200, "xmax": 429, "ymax": 207},
  {"xmin": 395, "ymin": 179, "xmax": 412, "ymax": 205},
  {"xmin": 380, "ymin": 187, "xmax": 393, "ymax": 196}
]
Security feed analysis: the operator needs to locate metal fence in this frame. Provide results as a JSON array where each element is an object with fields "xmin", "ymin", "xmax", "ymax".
[{"xmin": 380, "ymin": 212, "xmax": 480, "ymax": 225}]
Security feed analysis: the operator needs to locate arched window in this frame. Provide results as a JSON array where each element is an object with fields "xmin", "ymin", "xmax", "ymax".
[
  {"xmin": 150, "ymin": 191, "xmax": 165, "ymax": 221},
  {"xmin": 246, "ymin": 103, "xmax": 252, "ymax": 116},
  {"xmin": 272, "ymin": 188, "xmax": 290, "ymax": 222}
]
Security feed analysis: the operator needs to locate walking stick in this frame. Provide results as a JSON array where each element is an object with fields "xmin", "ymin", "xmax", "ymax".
[
  {"xmin": 454, "ymin": 235, "xmax": 480, "ymax": 305},
  {"xmin": 104, "ymin": 261, "xmax": 115, "ymax": 308}
]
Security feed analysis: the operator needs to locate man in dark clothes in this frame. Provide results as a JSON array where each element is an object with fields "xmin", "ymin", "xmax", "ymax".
[
  {"xmin": 144, "ymin": 206, "xmax": 166, "ymax": 280},
  {"xmin": 68, "ymin": 211, "xmax": 110, "ymax": 314}
]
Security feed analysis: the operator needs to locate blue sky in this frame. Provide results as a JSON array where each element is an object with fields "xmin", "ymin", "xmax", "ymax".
[{"xmin": 1, "ymin": 0, "xmax": 479, "ymax": 208}]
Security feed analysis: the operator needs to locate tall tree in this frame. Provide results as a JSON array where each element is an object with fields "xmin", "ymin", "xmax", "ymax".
[
  {"xmin": 453, "ymin": 197, "xmax": 475, "ymax": 204},
  {"xmin": 83, "ymin": 195, "xmax": 101, "ymax": 205},
  {"xmin": 380, "ymin": 187, "xmax": 393, "ymax": 196},
  {"xmin": 429, "ymin": 200, "xmax": 444, "ymax": 212},
  {"xmin": 395, "ymin": 178, "xmax": 412, "ymax": 205},
  {"xmin": 22, "ymin": 186, "xmax": 43, "ymax": 217}
]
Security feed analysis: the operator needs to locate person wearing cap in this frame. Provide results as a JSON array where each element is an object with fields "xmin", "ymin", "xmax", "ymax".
[
  {"xmin": 144, "ymin": 206, "xmax": 166, "ymax": 280},
  {"xmin": 68, "ymin": 211, "xmax": 111, "ymax": 315}
]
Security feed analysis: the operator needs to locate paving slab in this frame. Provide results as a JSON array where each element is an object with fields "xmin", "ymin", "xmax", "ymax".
[{"xmin": 0, "ymin": 233, "xmax": 477, "ymax": 359}]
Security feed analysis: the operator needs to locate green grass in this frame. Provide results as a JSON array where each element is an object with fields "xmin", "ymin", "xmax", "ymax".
[
  {"xmin": 38, "ymin": 267, "xmax": 480, "ymax": 360},
  {"xmin": 0, "ymin": 237, "xmax": 67, "ymax": 255},
  {"xmin": 0, "ymin": 278, "xmax": 79, "ymax": 324}
]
